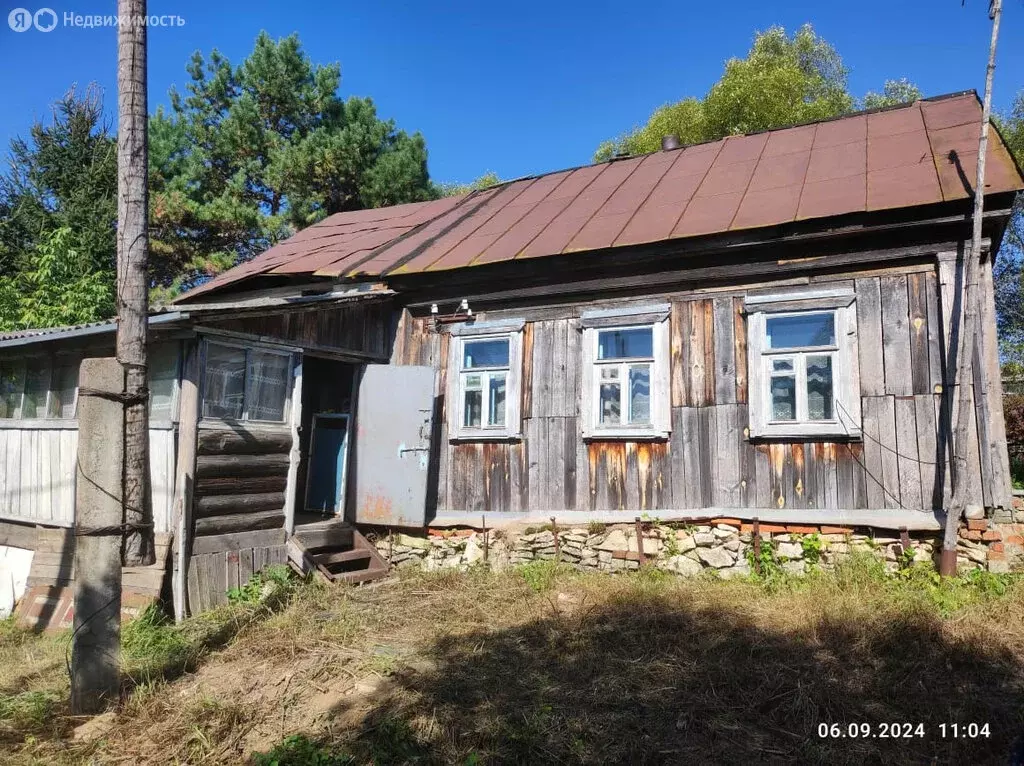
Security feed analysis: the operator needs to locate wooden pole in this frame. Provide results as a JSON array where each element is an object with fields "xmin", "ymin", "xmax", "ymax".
[
  {"xmin": 116, "ymin": 0, "xmax": 154, "ymax": 566},
  {"xmin": 942, "ymin": 0, "xmax": 1003, "ymax": 576},
  {"xmin": 171, "ymin": 342, "xmax": 199, "ymax": 621},
  {"xmin": 71, "ymin": 359, "xmax": 125, "ymax": 713}
]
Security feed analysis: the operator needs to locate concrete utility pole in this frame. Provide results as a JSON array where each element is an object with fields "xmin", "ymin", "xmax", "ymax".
[
  {"xmin": 942, "ymin": 0, "xmax": 1003, "ymax": 576},
  {"xmin": 116, "ymin": 0, "xmax": 155, "ymax": 567},
  {"xmin": 70, "ymin": 359, "xmax": 125, "ymax": 713}
]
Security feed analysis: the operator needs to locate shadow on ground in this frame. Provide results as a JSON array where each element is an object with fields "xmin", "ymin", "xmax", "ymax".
[{"xmin": 281, "ymin": 586, "xmax": 1024, "ymax": 765}]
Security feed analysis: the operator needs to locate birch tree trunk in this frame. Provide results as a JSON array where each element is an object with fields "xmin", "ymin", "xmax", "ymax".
[
  {"xmin": 117, "ymin": 0, "xmax": 154, "ymax": 566},
  {"xmin": 941, "ymin": 0, "xmax": 1002, "ymax": 576}
]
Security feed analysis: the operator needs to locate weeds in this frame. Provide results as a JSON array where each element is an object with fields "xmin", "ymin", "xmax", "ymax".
[
  {"xmin": 800, "ymin": 533, "xmax": 824, "ymax": 566},
  {"xmin": 227, "ymin": 564, "xmax": 294, "ymax": 605},
  {"xmin": 516, "ymin": 560, "xmax": 562, "ymax": 592},
  {"xmin": 253, "ymin": 734, "xmax": 354, "ymax": 766}
]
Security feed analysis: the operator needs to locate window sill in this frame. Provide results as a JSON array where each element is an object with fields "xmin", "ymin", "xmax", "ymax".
[
  {"xmin": 0, "ymin": 419, "xmax": 79, "ymax": 430},
  {"xmin": 583, "ymin": 429, "xmax": 670, "ymax": 442},
  {"xmin": 449, "ymin": 432, "xmax": 522, "ymax": 443},
  {"xmin": 750, "ymin": 424, "xmax": 862, "ymax": 441}
]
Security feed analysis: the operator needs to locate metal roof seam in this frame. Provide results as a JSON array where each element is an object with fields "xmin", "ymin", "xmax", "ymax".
[
  {"xmin": 377, "ymin": 189, "xmax": 507, "ymax": 275},
  {"xmin": 473, "ymin": 170, "xmax": 576, "ymax": 264},
  {"xmin": 420, "ymin": 178, "xmax": 540, "ymax": 271},
  {"xmin": 666, "ymin": 139, "xmax": 727, "ymax": 236},
  {"xmin": 609, "ymin": 148, "xmax": 687, "ymax": 248},
  {"xmin": 510, "ymin": 165, "xmax": 608, "ymax": 261},
  {"xmin": 561, "ymin": 156, "xmax": 651, "ymax": 254},
  {"xmin": 726, "ymin": 131, "xmax": 773, "ymax": 231}
]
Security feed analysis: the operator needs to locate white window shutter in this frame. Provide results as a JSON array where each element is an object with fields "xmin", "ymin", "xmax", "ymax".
[
  {"xmin": 747, "ymin": 311, "xmax": 766, "ymax": 438},
  {"xmin": 507, "ymin": 330, "xmax": 523, "ymax": 437},
  {"xmin": 580, "ymin": 326, "xmax": 596, "ymax": 438},
  {"xmin": 653, "ymin": 317, "xmax": 671, "ymax": 435}
]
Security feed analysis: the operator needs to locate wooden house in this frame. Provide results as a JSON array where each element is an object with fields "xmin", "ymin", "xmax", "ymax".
[{"xmin": 2, "ymin": 92, "xmax": 1022, "ymax": 619}]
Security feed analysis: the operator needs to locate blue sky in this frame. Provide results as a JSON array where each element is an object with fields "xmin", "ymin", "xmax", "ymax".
[{"xmin": 0, "ymin": 0, "xmax": 1021, "ymax": 185}]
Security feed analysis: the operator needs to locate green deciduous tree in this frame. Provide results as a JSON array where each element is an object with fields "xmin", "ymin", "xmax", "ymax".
[
  {"xmin": 150, "ymin": 32, "xmax": 435, "ymax": 299},
  {"xmin": 0, "ymin": 227, "xmax": 115, "ymax": 331},
  {"xmin": 595, "ymin": 25, "xmax": 918, "ymax": 161},
  {"xmin": 993, "ymin": 91, "xmax": 1024, "ymax": 367}
]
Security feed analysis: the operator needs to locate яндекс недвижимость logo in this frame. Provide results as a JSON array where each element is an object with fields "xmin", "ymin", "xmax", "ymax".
[{"xmin": 8, "ymin": 8, "xmax": 57, "ymax": 32}]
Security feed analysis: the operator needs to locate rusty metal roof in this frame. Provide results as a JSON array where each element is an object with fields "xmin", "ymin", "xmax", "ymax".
[{"xmin": 180, "ymin": 92, "xmax": 1024, "ymax": 300}]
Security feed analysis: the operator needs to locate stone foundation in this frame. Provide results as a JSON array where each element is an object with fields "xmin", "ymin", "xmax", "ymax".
[{"xmin": 371, "ymin": 518, "xmax": 1024, "ymax": 578}]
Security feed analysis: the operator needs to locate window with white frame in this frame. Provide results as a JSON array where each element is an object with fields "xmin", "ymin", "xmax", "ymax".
[
  {"xmin": 201, "ymin": 340, "xmax": 292, "ymax": 423},
  {"xmin": 0, "ymin": 356, "xmax": 79, "ymax": 420},
  {"xmin": 447, "ymin": 322, "xmax": 523, "ymax": 440},
  {"xmin": 581, "ymin": 306, "xmax": 671, "ymax": 439},
  {"xmin": 746, "ymin": 293, "xmax": 861, "ymax": 439}
]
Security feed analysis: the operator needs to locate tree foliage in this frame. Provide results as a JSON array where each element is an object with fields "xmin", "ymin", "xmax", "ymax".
[
  {"xmin": 0, "ymin": 227, "xmax": 115, "ymax": 331},
  {"xmin": 0, "ymin": 85, "xmax": 116, "ymax": 280},
  {"xmin": 993, "ymin": 91, "xmax": 1024, "ymax": 368},
  {"xmin": 149, "ymin": 32, "xmax": 435, "ymax": 298},
  {"xmin": 595, "ymin": 25, "xmax": 918, "ymax": 161},
  {"xmin": 435, "ymin": 171, "xmax": 502, "ymax": 198}
]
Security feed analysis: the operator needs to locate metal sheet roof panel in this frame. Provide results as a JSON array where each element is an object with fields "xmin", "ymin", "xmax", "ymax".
[{"xmin": 175, "ymin": 93, "xmax": 1024, "ymax": 301}]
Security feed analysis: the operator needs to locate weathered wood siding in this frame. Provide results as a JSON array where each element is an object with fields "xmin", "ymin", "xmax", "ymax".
[
  {"xmin": 0, "ymin": 425, "xmax": 177, "ymax": 532},
  {"xmin": 395, "ymin": 260, "xmax": 1004, "ymax": 516},
  {"xmin": 187, "ymin": 536, "xmax": 287, "ymax": 611},
  {"xmin": 201, "ymin": 300, "xmax": 393, "ymax": 357}
]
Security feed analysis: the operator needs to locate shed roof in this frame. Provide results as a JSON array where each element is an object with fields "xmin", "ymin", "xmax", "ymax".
[{"xmin": 180, "ymin": 92, "xmax": 1024, "ymax": 301}]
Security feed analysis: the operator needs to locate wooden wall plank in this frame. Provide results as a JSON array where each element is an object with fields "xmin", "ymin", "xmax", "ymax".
[
  {"xmin": 877, "ymin": 395, "xmax": 901, "ymax": 507},
  {"xmin": 713, "ymin": 298, "xmax": 736, "ymax": 405},
  {"xmin": 924, "ymin": 271, "xmax": 945, "ymax": 392},
  {"xmin": 714, "ymin": 404, "xmax": 741, "ymax": 507},
  {"xmin": 915, "ymin": 394, "xmax": 940, "ymax": 510},
  {"xmin": 880, "ymin": 276, "xmax": 912, "ymax": 396},
  {"xmin": 670, "ymin": 302, "xmax": 687, "ymax": 407},
  {"xmin": 856, "ymin": 277, "xmax": 885, "ymax": 397},
  {"xmin": 733, "ymin": 296, "xmax": 748, "ymax": 404},
  {"xmin": 861, "ymin": 397, "xmax": 886, "ymax": 508},
  {"xmin": 688, "ymin": 301, "xmax": 708, "ymax": 407},
  {"xmin": 907, "ymin": 273, "xmax": 931, "ymax": 395},
  {"xmin": 894, "ymin": 396, "xmax": 922, "ymax": 510}
]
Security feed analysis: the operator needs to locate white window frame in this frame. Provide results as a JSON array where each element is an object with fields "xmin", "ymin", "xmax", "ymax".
[
  {"xmin": 0, "ymin": 354, "xmax": 81, "ymax": 423},
  {"xmin": 581, "ymin": 306, "xmax": 671, "ymax": 440},
  {"xmin": 200, "ymin": 338, "xmax": 295, "ymax": 425},
  {"xmin": 447, "ymin": 321, "xmax": 523, "ymax": 441},
  {"xmin": 746, "ymin": 292, "xmax": 861, "ymax": 439}
]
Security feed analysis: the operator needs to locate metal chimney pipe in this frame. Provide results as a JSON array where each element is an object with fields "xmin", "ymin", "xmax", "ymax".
[{"xmin": 661, "ymin": 134, "xmax": 682, "ymax": 151}]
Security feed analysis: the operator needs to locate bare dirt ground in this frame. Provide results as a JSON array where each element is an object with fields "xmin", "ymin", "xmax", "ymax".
[{"xmin": 3, "ymin": 559, "xmax": 1024, "ymax": 765}]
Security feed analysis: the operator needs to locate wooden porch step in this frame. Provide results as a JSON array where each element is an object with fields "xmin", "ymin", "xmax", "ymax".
[
  {"xmin": 287, "ymin": 525, "xmax": 389, "ymax": 585},
  {"xmin": 292, "ymin": 521, "xmax": 354, "ymax": 553},
  {"xmin": 314, "ymin": 548, "xmax": 371, "ymax": 567}
]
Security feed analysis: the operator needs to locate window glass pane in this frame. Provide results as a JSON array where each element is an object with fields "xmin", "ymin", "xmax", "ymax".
[
  {"xmin": 628, "ymin": 364, "xmax": 651, "ymax": 425},
  {"xmin": 0, "ymin": 361, "xmax": 25, "ymax": 419},
  {"xmin": 599, "ymin": 379, "xmax": 621, "ymax": 425},
  {"xmin": 597, "ymin": 327, "xmax": 653, "ymax": 360},
  {"xmin": 488, "ymin": 373, "xmax": 506, "ymax": 427},
  {"xmin": 464, "ymin": 386, "xmax": 482, "ymax": 427},
  {"xmin": 149, "ymin": 344, "xmax": 179, "ymax": 421},
  {"xmin": 766, "ymin": 313, "xmax": 835, "ymax": 349},
  {"xmin": 21, "ymin": 359, "xmax": 50, "ymax": 419},
  {"xmin": 772, "ymin": 358, "xmax": 794, "ymax": 372},
  {"xmin": 770, "ymin": 376, "xmax": 796, "ymax": 421},
  {"xmin": 47, "ymin": 360, "xmax": 79, "ymax": 418},
  {"xmin": 807, "ymin": 355, "xmax": 834, "ymax": 420},
  {"xmin": 463, "ymin": 339, "xmax": 509, "ymax": 368},
  {"xmin": 202, "ymin": 344, "xmax": 245, "ymax": 419},
  {"xmin": 247, "ymin": 351, "xmax": 290, "ymax": 422}
]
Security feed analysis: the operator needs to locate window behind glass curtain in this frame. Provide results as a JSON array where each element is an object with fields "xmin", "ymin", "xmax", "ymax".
[
  {"xmin": 47, "ymin": 360, "xmax": 79, "ymax": 418},
  {"xmin": 247, "ymin": 351, "xmax": 290, "ymax": 422},
  {"xmin": 202, "ymin": 344, "xmax": 246, "ymax": 419}
]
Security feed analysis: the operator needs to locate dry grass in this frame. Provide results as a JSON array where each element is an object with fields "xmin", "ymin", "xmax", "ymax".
[{"xmin": 3, "ymin": 559, "xmax": 1024, "ymax": 764}]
